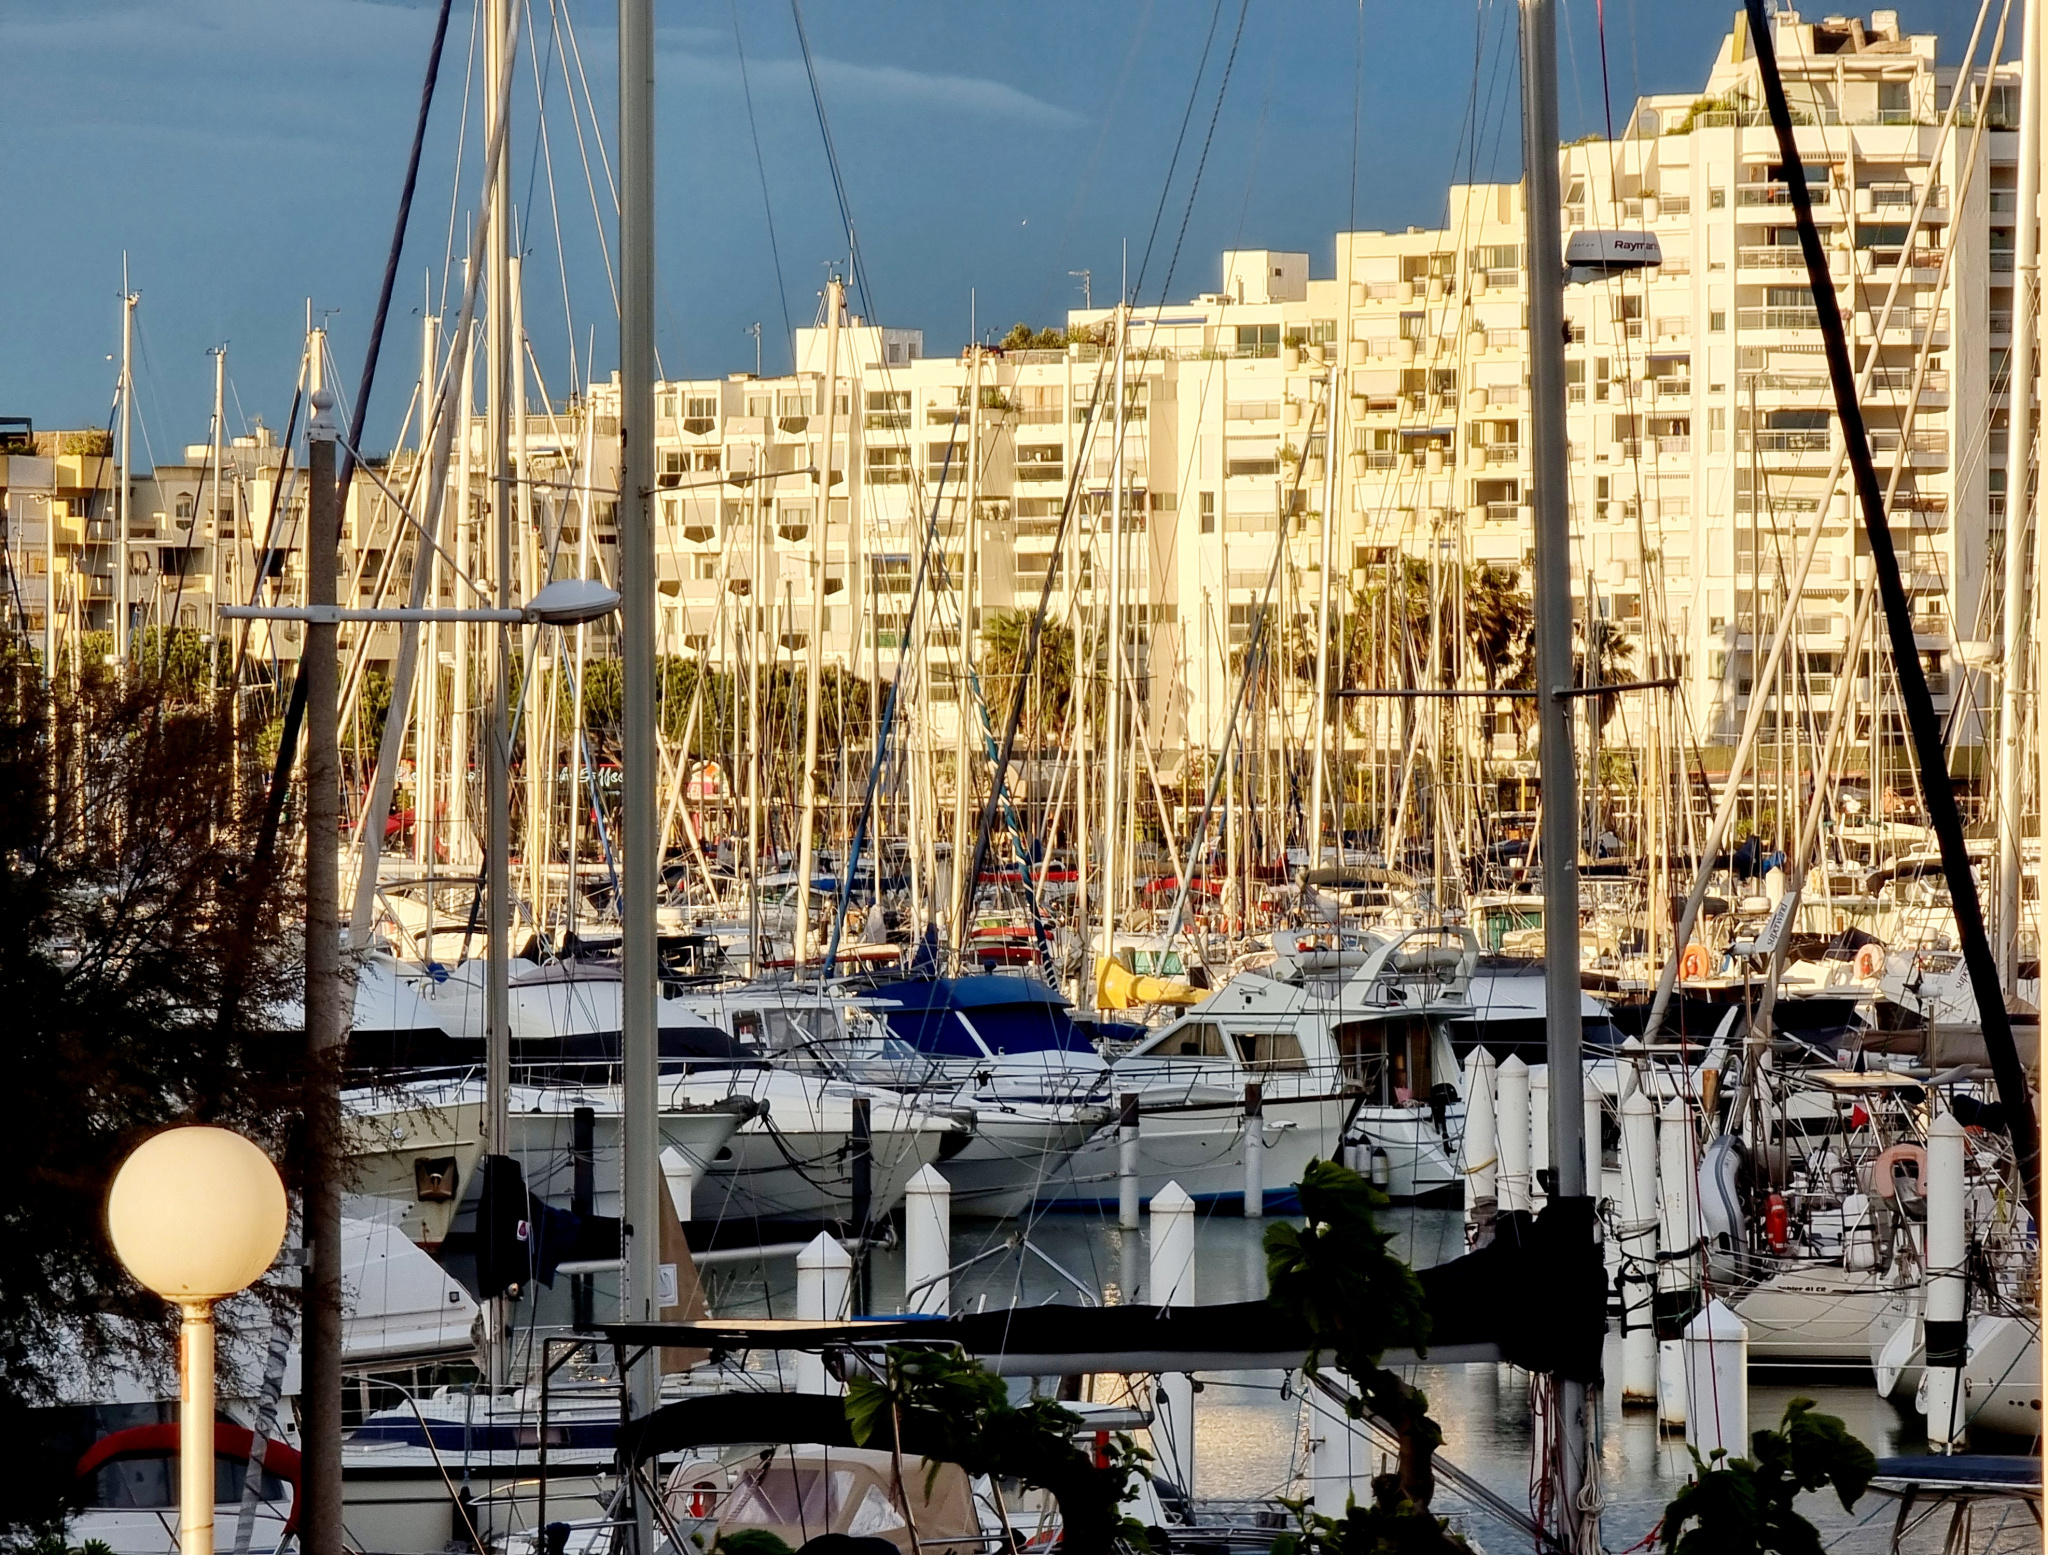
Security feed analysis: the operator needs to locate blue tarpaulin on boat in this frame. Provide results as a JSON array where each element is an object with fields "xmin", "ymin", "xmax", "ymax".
[{"xmin": 861, "ymin": 975, "xmax": 1096, "ymax": 1057}]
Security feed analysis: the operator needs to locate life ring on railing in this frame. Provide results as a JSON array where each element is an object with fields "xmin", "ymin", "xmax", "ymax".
[
  {"xmin": 1679, "ymin": 943, "xmax": 1716, "ymax": 981},
  {"xmin": 1855, "ymin": 943, "xmax": 1887, "ymax": 980},
  {"xmin": 1869, "ymin": 1142, "xmax": 1928, "ymax": 1199}
]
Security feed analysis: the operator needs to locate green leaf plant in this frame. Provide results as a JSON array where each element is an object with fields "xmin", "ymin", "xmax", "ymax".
[
  {"xmin": 846, "ymin": 1345, "xmax": 1153, "ymax": 1555},
  {"xmin": 1264, "ymin": 1159, "xmax": 1468, "ymax": 1554},
  {"xmin": 1659, "ymin": 1398, "xmax": 1875, "ymax": 1555}
]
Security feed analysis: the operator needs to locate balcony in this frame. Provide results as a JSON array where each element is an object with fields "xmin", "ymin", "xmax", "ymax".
[
  {"xmin": 1738, "ymin": 306, "xmax": 1823, "ymax": 332},
  {"xmin": 1015, "ymin": 462, "xmax": 1066, "ymax": 484},
  {"xmin": 1745, "ymin": 429, "xmax": 1831, "ymax": 454},
  {"xmin": 1478, "ymin": 444, "xmax": 1523, "ymax": 466},
  {"xmin": 1738, "ymin": 182, "xmax": 1832, "ymax": 208},
  {"xmin": 1738, "ymin": 245, "xmax": 1810, "ymax": 270},
  {"xmin": 1869, "ymin": 429, "xmax": 1948, "ymax": 465},
  {"xmin": 1654, "ymin": 435, "xmax": 1692, "ymax": 456}
]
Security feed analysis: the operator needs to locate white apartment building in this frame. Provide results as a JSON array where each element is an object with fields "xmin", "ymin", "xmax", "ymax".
[{"xmin": 15, "ymin": 9, "xmax": 2017, "ymax": 803}]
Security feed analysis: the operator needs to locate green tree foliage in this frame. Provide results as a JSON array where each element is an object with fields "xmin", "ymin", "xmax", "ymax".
[
  {"xmin": 979, "ymin": 608, "xmax": 1075, "ymax": 740},
  {"xmin": 0, "ymin": 648, "xmax": 301, "ymax": 1542},
  {"xmin": 1000, "ymin": 323, "xmax": 1070, "ymax": 351},
  {"xmin": 1287, "ymin": 560, "xmax": 1534, "ymax": 727},
  {"xmin": 846, "ymin": 1346, "xmax": 1150, "ymax": 1555},
  {"xmin": 1265, "ymin": 1160, "xmax": 1464, "ymax": 1552},
  {"xmin": 1659, "ymin": 1398, "xmax": 1875, "ymax": 1555}
]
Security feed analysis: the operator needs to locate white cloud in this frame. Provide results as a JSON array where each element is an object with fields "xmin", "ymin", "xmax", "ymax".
[{"xmin": 657, "ymin": 39, "xmax": 1085, "ymax": 130}]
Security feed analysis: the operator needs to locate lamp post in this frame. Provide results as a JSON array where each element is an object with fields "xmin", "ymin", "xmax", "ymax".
[{"xmin": 106, "ymin": 1126, "xmax": 288, "ymax": 1555}]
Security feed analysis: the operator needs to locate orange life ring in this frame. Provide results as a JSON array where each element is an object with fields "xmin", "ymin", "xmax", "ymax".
[
  {"xmin": 1869, "ymin": 1142, "xmax": 1927, "ymax": 1198},
  {"xmin": 1855, "ymin": 943, "xmax": 1886, "ymax": 980},
  {"xmin": 1680, "ymin": 943, "xmax": 1715, "ymax": 981}
]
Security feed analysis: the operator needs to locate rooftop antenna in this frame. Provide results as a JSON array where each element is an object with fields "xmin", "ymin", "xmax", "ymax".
[{"xmin": 1069, "ymin": 269, "xmax": 1092, "ymax": 310}]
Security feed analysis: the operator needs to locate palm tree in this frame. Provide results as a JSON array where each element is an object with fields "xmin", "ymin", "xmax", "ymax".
[{"xmin": 978, "ymin": 608, "xmax": 1074, "ymax": 742}]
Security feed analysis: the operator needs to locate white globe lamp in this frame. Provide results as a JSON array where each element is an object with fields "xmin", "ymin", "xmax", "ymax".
[{"xmin": 107, "ymin": 1127, "xmax": 288, "ymax": 1555}]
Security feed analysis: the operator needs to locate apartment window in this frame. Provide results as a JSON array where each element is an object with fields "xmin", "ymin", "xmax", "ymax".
[
  {"xmin": 1307, "ymin": 319, "xmax": 1338, "ymax": 345},
  {"xmin": 865, "ymin": 446, "xmax": 912, "ymax": 484},
  {"xmin": 1016, "ymin": 444, "xmax": 1065, "ymax": 483},
  {"xmin": 1709, "ymin": 311, "xmax": 1727, "ymax": 333},
  {"xmin": 1200, "ymin": 491, "xmax": 1216, "ymax": 534},
  {"xmin": 747, "ymin": 394, "xmax": 772, "ymax": 417},
  {"xmin": 864, "ymin": 391, "xmax": 911, "ymax": 431},
  {"xmin": 1566, "ymin": 361, "xmax": 1586, "ymax": 403},
  {"xmin": 1594, "ymin": 358, "xmax": 1611, "ymax": 402},
  {"xmin": 685, "ymin": 395, "xmax": 717, "ymax": 420},
  {"xmin": 659, "ymin": 392, "xmax": 678, "ymax": 418},
  {"xmin": 1469, "ymin": 243, "xmax": 1520, "ymax": 273},
  {"xmin": 1399, "ymin": 311, "xmax": 1426, "ymax": 341},
  {"xmin": 1235, "ymin": 324, "xmax": 1281, "ymax": 358},
  {"xmin": 1708, "ymin": 188, "xmax": 1726, "ymax": 209}
]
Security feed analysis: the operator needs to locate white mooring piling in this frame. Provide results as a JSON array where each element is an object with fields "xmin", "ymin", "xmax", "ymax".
[
  {"xmin": 1497, "ymin": 1055, "xmax": 1532, "ymax": 1213},
  {"xmin": 1922, "ymin": 1109, "xmax": 1968, "ymax": 1451},
  {"xmin": 904, "ymin": 1163, "xmax": 952, "ymax": 1317},
  {"xmin": 795, "ymin": 1232, "xmax": 852, "ymax": 1395},
  {"xmin": 1462, "ymin": 1048, "xmax": 1499, "ymax": 1229},
  {"xmin": 1682, "ymin": 1298, "xmax": 1748, "ymax": 1461},
  {"xmin": 660, "ymin": 1147, "xmax": 698, "ymax": 1223},
  {"xmin": 1658, "ymin": 1093, "xmax": 1704, "ymax": 1433},
  {"xmin": 1149, "ymin": 1182, "xmax": 1197, "ymax": 1496},
  {"xmin": 1618, "ymin": 1088, "xmax": 1659, "ymax": 1408},
  {"xmin": 1242, "ymin": 1082, "xmax": 1265, "ymax": 1217},
  {"xmin": 1118, "ymin": 1092, "xmax": 1142, "ymax": 1230}
]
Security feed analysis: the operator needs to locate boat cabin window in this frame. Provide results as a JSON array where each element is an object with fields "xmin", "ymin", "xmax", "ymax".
[
  {"xmin": 1334, "ymin": 1016, "xmax": 1434, "ymax": 1102},
  {"xmin": 1232, "ymin": 1028, "xmax": 1307, "ymax": 1071},
  {"xmin": 731, "ymin": 1010, "xmax": 765, "ymax": 1047},
  {"xmin": 723, "ymin": 1464, "xmax": 850, "ymax": 1530},
  {"xmin": 95, "ymin": 1456, "xmax": 288, "ymax": 1510},
  {"xmin": 1166, "ymin": 1021, "xmax": 1229, "ymax": 1057},
  {"xmin": 1480, "ymin": 904, "xmax": 1543, "ymax": 952},
  {"xmin": 760, "ymin": 1007, "xmax": 843, "ymax": 1052},
  {"xmin": 1130, "ymin": 948, "xmax": 1186, "ymax": 977}
]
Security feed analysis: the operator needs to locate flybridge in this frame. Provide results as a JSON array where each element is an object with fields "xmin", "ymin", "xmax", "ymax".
[{"xmin": 1564, "ymin": 229, "xmax": 1663, "ymax": 279}]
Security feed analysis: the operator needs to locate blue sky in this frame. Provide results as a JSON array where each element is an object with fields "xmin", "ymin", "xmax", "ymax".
[{"xmin": 0, "ymin": 0, "xmax": 1993, "ymax": 458}]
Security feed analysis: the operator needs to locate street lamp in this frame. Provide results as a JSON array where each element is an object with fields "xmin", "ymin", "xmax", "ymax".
[{"xmin": 107, "ymin": 1126, "xmax": 288, "ymax": 1555}]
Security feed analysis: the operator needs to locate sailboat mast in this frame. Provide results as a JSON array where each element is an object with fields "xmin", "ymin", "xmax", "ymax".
[
  {"xmin": 1519, "ymin": 0, "xmax": 1593, "ymax": 1544},
  {"xmin": 416, "ymin": 310, "xmax": 440, "ymax": 869},
  {"xmin": 1998, "ymin": 0, "xmax": 2041, "ymax": 995},
  {"xmin": 116, "ymin": 267, "xmax": 136, "ymax": 663},
  {"xmin": 796, "ymin": 278, "xmax": 845, "ymax": 967},
  {"xmin": 616, "ymin": 0, "xmax": 662, "ymax": 1490},
  {"xmin": 949, "ymin": 341, "xmax": 983, "ymax": 945},
  {"xmin": 1103, "ymin": 310, "xmax": 1127, "ymax": 960},
  {"xmin": 1311, "ymin": 366, "xmax": 1340, "ymax": 870}
]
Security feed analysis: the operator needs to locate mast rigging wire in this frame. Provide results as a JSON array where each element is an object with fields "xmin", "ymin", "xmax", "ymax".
[{"xmin": 252, "ymin": 0, "xmax": 457, "ymax": 873}]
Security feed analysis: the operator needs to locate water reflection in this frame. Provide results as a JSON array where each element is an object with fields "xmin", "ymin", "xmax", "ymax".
[{"xmin": 700, "ymin": 1205, "xmax": 1992, "ymax": 1552}]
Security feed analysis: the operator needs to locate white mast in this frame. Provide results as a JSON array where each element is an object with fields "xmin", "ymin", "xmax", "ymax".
[
  {"xmin": 481, "ymin": 0, "xmax": 515, "ymax": 1391},
  {"xmin": 1310, "ymin": 363, "xmax": 1340, "ymax": 870},
  {"xmin": 949, "ymin": 338, "xmax": 983, "ymax": 946},
  {"xmin": 796, "ymin": 278, "xmax": 845, "ymax": 966},
  {"xmin": 208, "ymin": 344, "xmax": 227, "ymax": 679},
  {"xmin": 1999, "ymin": 0, "xmax": 2041, "ymax": 994},
  {"xmin": 617, "ymin": 0, "xmax": 661, "ymax": 1520},
  {"xmin": 415, "ymin": 307, "xmax": 441, "ymax": 869},
  {"xmin": 116, "ymin": 264, "xmax": 137, "ymax": 662},
  {"xmin": 1102, "ymin": 306, "xmax": 1128, "ymax": 965},
  {"xmin": 1520, "ymin": 0, "xmax": 1595, "ymax": 1544}
]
